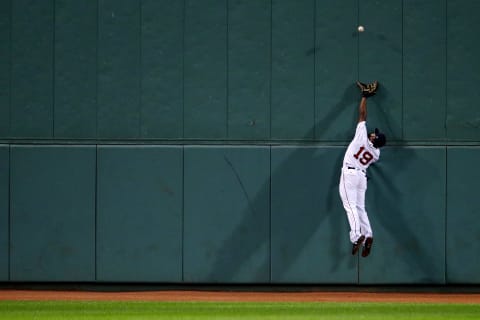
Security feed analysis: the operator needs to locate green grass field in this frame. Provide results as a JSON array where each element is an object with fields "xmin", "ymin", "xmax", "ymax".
[{"xmin": 1, "ymin": 301, "xmax": 480, "ymax": 320}]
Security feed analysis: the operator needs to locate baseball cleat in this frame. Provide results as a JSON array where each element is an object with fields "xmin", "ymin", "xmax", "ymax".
[
  {"xmin": 361, "ymin": 237, "xmax": 373, "ymax": 257},
  {"xmin": 351, "ymin": 235, "xmax": 365, "ymax": 255}
]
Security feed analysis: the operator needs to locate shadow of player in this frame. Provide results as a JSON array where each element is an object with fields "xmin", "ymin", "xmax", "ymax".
[
  {"xmin": 205, "ymin": 84, "xmax": 363, "ymax": 283},
  {"xmin": 366, "ymin": 147, "xmax": 444, "ymax": 283}
]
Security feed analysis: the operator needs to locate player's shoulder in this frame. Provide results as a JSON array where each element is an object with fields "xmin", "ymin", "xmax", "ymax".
[
  {"xmin": 356, "ymin": 121, "xmax": 367, "ymax": 130},
  {"xmin": 355, "ymin": 121, "xmax": 367, "ymax": 134}
]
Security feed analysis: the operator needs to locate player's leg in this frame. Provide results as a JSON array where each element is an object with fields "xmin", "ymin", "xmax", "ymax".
[
  {"xmin": 356, "ymin": 179, "xmax": 372, "ymax": 238},
  {"xmin": 356, "ymin": 177, "xmax": 373, "ymax": 257},
  {"xmin": 339, "ymin": 169, "xmax": 362, "ymax": 244}
]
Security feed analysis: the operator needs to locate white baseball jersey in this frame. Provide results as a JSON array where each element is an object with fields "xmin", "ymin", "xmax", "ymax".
[{"xmin": 342, "ymin": 121, "xmax": 380, "ymax": 171}]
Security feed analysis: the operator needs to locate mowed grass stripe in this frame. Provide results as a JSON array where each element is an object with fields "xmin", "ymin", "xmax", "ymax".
[{"xmin": 1, "ymin": 301, "xmax": 480, "ymax": 319}]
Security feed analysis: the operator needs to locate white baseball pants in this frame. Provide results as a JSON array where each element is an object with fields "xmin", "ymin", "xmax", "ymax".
[{"xmin": 339, "ymin": 167, "xmax": 372, "ymax": 243}]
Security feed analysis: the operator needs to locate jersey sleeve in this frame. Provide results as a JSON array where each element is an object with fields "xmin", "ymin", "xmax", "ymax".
[{"xmin": 353, "ymin": 121, "xmax": 368, "ymax": 142}]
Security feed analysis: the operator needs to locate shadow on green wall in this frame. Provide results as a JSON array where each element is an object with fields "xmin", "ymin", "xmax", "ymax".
[
  {"xmin": 368, "ymin": 147, "xmax": 444, "ymax": 283},
  {"xmin": 205, "ymin": 84, "xmax": 362, "ymax": 282}
]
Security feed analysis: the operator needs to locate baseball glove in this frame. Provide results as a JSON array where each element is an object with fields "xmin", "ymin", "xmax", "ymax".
[{"xmin": 356, "ymin": 80, "xmax": 379, "ymax": 98}]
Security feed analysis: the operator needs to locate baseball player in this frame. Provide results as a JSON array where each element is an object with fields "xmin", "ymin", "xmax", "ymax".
[{"xmin": 339, "ymin": 81, "xmax": 386, "ymax": 257}]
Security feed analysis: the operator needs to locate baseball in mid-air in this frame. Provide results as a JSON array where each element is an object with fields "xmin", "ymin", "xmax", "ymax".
[{"xmin": 358, "ymin": 25, "xmax": 365, "ymax": 32}]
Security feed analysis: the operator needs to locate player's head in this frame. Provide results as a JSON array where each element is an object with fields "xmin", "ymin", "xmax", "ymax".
[{"xmin": 369, "ymin": 128, "xmax": 386, "ymax": 148}]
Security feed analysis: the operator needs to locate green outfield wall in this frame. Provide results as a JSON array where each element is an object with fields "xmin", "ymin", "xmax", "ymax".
[{"xmin": 0, "ymin": 0, "xmax": 479, "ymax": 284}]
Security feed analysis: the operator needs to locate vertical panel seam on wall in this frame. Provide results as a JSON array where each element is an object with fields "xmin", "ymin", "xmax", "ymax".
[
  {"xmin": 96, "ymin": 0, "xmax": 99, "ymax": 139},
  {"xmin": 8, "ymin": 0, "xmax": 12, "ymax": 139},
  {"xmin": 8, "ymin": 146, "xmax": 11, "ymax": 280},
  {"xmin": 94, "ymin": 145, "xmax": 98, "ymax": 281},
  {"xmin": 181, "ymin": 0, "xmax": 186, "ymax": 277},
  {"xmin": 444, "ymin": 0, "xmax": 448, "ymax": 283},
  {"xmin": 401, "ymin": 0, "xmax": 404, "ymax": 140},
  {"xmin": 268, "ymin": 145, "xmax": 272, "ymax": 282},
  {"xmin": 356, "ymin": 0, "xmax": 359, "ymax": 81},
  {"xmin": 182, "ymin": 0, "xmax": 185, "ymax": 139},
  {"xmin": 444, "ymin": 145, "xmax": 448, "ymax": 283},
  {"xmin": 226, "ymin": 0, "xmax": 229, "ymax": 139},
  {"xmin": 356, "ymin": 0, "xmax": 360, "ymax": 285},
  {"xmin": 444, "ymin": 0, "xmax": 448, "ymax": 141},
  {"xmin": 269, "ymin": 0, "xmax": 272, "ymax": 140},
  {"xmin": 52, "ymin": 0, "xmax": 56, "ymax": 138},
  {"xmin": 181, "ymin": 145, "xmax": 185, "ymax": 282},
  {"xmin": 8, "ymin": 0, "xmax": 12, "ymax": 277},
  {"xmin": 139, "ymin": 0, "xmax": 142, "ymax": 138},
  {"xmin": 312, "ymin": 0, "xmax": 316, "ymax": 139}
]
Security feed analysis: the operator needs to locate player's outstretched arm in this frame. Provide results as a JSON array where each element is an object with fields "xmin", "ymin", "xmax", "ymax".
[
  {"xmin": 355, "ymin": 80, "xmax": 378, "ymax": 123},
  {"xmin": 358, "ymin": 97, "xmax": 367, "ymax": 123}
]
